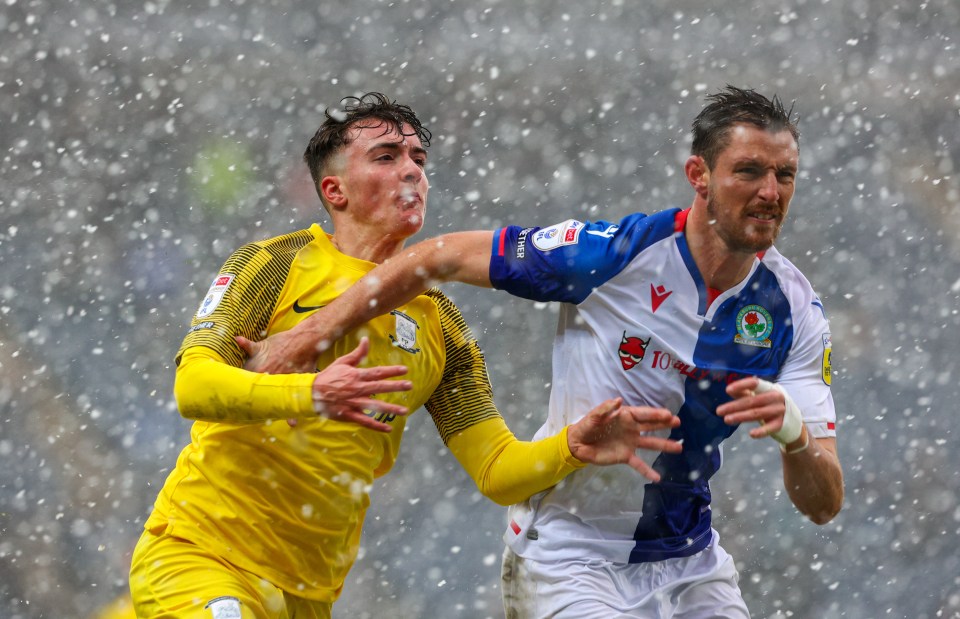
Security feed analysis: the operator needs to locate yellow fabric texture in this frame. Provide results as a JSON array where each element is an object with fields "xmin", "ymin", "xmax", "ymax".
[
  {"xmin": 141, "ymin": 225, "xmax": 583, "ymax": 604},
  {"xmin": 448, "ymin": 421, "xmax": 585, "ymax": 506},
  {"xmin": 129, "ymin": 529, "xmax": 332, "ymax": 619},
  {"xmin": 175, "ymin": 348, "xmax": 317, "ymax": 421},
  {"xmin": 89, "ymin": 595, "xmax": 135, "ymax": 619}
]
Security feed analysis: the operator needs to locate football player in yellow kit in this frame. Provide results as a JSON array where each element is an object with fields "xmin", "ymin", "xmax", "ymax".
[{"xmin": 129, "ymin": 92, "xmax": 682, "ymax": 619}]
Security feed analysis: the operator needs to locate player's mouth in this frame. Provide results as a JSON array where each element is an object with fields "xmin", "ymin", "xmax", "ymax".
[
  {"xmin": 746, "ymin": 208, "xmax": 780, "ymax": 224},
  {"xmin": 397, "ymin": 188, "xmax": 423, "ymax": 209}
]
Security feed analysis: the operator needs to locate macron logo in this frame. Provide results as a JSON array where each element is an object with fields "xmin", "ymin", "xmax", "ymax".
[{"xmin": 650, "ymin": 284, "xmax": 673, "ymax": 313}]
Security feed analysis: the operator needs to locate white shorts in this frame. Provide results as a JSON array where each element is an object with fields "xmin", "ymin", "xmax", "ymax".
[{"xmin": 501, "ymin": 532, "xmax": 750, "ymax": 619}]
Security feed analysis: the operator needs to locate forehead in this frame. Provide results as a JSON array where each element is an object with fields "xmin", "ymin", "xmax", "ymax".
[
  {"xmin": 344, "ymin": 120, "xmax": 424, "ymax": 151},
  {"xmin": 719, "ymin": 124, "xmax": 798, "ymax": 165}
]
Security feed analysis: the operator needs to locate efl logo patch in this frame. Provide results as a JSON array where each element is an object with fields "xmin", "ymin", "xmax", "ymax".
[
  {"xmin": 197, "ymin": 274, "xmax": 234, "ymax": 319},
  {"xmin": 205, "ymin": 596, "xmax": 241, "ymax": 619},
  {"xmin": 821, "ymin": 333, "xmax": 832, "ymax": 386},
  {"xmin": 734, "ymin": 305, "xmax": 773, "ymax": 349},
  {"xmin": 531, "ymin": 219, "xmax": 584, "ymax": 251},
  {"xmin": 389, "ymin": 310, "xmax": 421, "ymax": 353}
]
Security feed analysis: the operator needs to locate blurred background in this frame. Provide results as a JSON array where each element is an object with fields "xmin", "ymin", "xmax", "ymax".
[{"xmin": 1, "ymin": 0, "xmax": 959, "ymax": 617}]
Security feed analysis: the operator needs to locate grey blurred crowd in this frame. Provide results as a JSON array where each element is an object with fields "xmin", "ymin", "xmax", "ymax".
[{"xmin": 1, "ymin": 1, "xmax": 958, "ymax": 617}]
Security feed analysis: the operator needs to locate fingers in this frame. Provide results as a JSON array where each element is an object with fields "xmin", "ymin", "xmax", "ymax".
[
  {"xmin": 592, "ymin": 398, "xmax": 623, "ymax": 416},
  {"xmin": 235, "ymin": 335, "xmax": 254, "ymax": 355},
  {"xmin": 362, "ymin": 365, "xmax": 410, "ymax": 381},
  {"xmin": 623, "ymin": 407, "xmax": 679, "ymax": 431},
  {"xmin": 314, "ymin": 396, "xmax": 410, "ymax": 417},
  {"xmin": 288, "ymin": 397, "xmax": 408, "ymax": 432},
  {"xmin": 311, "ymin": 398, "xmax": 410, "ymax": 432},
  {"xmin": 324, "ymin": 410, "xmax": 395, "ymax": 433},
  {"xmin": 716, "ymin": 391, "xmax": 783, "ymax": 429},
  {"xmin": 347, "ymin": 397, "xmax": 410, "ymax": 417},
  {"xmin": 362, "ymin": 378, "xmax": 413, "ymax": 396},
  {"xmin": 333, "ymin": 336, "xmax": 370, "ymax": 367},
  {"xmin": 625, "ymin": 454, "xmax": 662, "ymax": 483},
  {"xmin": 725, "ymin": 376, "xmax": 760, "ymax": 398},
  {"xmin": 635, "ymin": 436, "xmax": 683, "ymax": 454},
  {"xmin": 235, "ymin": 335, "xmax": 264, "ymax": 363}
]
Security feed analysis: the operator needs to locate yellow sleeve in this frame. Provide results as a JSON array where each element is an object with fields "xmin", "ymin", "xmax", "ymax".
[
  {"xmin": 422, "ymin": 289, "xmax": 585, "ymax": 506},
  {"xmin": 446, "ymin": 417, "xmax": 586, "ymax": 506},
  {"xmin": 175, "ymin": 346, "xmax": 317, "ymax": 422},
  {"xmin": 88, "ymin": 594, "xmax": 135, "ymax": 619}
]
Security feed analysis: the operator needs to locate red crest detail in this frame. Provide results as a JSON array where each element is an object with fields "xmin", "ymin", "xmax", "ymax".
[{"xmin": 618, "ymin": 332, "xmax": 651, "ymax": 370}]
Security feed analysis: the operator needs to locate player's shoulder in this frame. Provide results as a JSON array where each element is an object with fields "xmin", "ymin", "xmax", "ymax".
[
  {"xmin": 610, "ymin": 208, "xmax": 680, "ymax": 249},
  {"xmin": 221, "ymin": 228, "xmax": 314, "ymax": 265},
  {"xmin": 245, "ymin": 227, "xmax": 315, "ymax": 257},
  {"xmin": 422, "ymin": 287, "xmax": 479, "ymax": 348},
  {"xmin": 760, "ymin": 246, "xmax": 827, "ymax": 312},
  {"xmin": 546, "ymin": 208, "xmax": 677, "ymax": 244},
  {"xmin": 423, "ymin": 287, "xmax": 464, "ymax": 320}
]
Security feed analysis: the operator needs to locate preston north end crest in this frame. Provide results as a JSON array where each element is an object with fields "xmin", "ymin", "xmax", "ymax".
[{"xmin": 389, "ymin": 310, "xmax": 421, "ymax": 353}]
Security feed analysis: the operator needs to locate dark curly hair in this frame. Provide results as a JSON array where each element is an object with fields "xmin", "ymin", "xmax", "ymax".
[
  {"xmin": 691, "ymin": 85, "xmax": 799, "ymax": 168},
  {"xmin": 303, "ymin": 92, "xmax": 432, "ymax": 202}
]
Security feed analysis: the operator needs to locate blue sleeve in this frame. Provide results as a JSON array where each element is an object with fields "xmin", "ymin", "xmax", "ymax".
[{"xmin": 489, "ymin": 210, "xmax": 679, "ymax": 304}]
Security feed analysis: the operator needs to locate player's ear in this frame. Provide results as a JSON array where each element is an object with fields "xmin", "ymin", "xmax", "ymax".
[
  {"xmin": 321, "ymin": 175, "xmax": 347, "ymax": 210},
  {"xmin": 685, "ymin": 155, "xmax": 710, "ymax": 199}
]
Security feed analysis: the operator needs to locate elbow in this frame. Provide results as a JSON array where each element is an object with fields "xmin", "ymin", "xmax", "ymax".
[
  {"xmin": 475, "ymin": 473, "xmax": 529, "ymax": 506},
  {"xmin": 174, "ymin": 380, "xmax": 197, "ymax": 420},
  {"xmin": 805, "ymin": 489, "xmax": 844, "ymax": 526},
  {"xmin": 173, "ymin": 368, "xmax": 206, "ymax": 421},
  {"xmin": 806, "ymin": 507, "xmax": 840, "ymax": 526},
  {"xmin": 479, "ymin": 484, "xmax": 525, "ymax": 507}
]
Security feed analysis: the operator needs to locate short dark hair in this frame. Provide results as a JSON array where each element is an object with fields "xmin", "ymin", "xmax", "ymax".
[
  {"xmin": 303, "ymin": 92, "xmax": 432, "ymax": 199},
  {"xmin": 691, "ymin": 85, "xmax": 799, "ymax": 168}
]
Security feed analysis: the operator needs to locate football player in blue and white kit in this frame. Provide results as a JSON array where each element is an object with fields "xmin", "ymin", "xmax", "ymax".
[{"xmin": 246, "ymin": 86, "xmax": 844, "ymax": 618}]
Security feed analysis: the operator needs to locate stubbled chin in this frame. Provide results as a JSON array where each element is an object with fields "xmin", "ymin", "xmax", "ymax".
[
  {"xmin": 746, "ymin": 229, "xmax": 778, "ymax": 251},
  {"xmin": 404, "ymin": 213, "xmax": 423, "ymax": 227}
]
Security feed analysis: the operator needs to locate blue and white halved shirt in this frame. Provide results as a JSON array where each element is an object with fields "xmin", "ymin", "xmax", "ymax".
[{"xmin": 490, "ymin": 208, "xmax": 836, "ymax": 564}]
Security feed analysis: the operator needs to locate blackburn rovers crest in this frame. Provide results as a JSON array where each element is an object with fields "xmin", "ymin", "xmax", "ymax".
[{"xmin": 734, "ymin": 305, "xmax": 773, "ymax": 349}]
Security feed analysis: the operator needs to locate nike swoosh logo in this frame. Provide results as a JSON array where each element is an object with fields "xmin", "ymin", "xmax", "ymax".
[{"xmin": 292, "ymin": 299, "xmax": 325, "ymax": 313}]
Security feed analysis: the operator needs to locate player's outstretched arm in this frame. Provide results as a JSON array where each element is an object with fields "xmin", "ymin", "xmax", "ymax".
[
  {"xmin": 717, "ymin": 376, "xmax": 844, "ymax": 524},
  {"xmin": 567, "ymin": 398, "xmax": 682, "ymax": 482},
  {"xmin": 448, "ymin": 399, "xmax": 683, "ymax": 506},
  {"xmin": 238, "ymin": 231, "xmax": 496, "ymax": 374}
]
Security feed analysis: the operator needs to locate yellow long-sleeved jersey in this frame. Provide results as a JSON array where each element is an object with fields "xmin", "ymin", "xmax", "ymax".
[{"xmin": 143, "ymin": 225, "xmax": 585, "ymax": 603}]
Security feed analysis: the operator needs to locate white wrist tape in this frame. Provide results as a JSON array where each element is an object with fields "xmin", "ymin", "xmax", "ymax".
[{"xmin": 753, "ymin": 379, "xmax": 803, "ymax": 446}]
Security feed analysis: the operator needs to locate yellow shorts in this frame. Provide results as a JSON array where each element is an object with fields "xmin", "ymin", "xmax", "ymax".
[{"xmin": 129, "ymin": 530, "xmax": 331, "ymax": 619}]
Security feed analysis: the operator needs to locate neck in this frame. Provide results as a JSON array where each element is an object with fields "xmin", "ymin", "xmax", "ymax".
[
  {"xmin": 330, "ymin": 233, "xmax": 405, "ymax": 264},
  {"xmin": 328, "ymin": 215, "xmax": 410, "ymax": 264},
  {"xmin": 685, "ymin": 204, "xmax": 757, "ymax": 292}
]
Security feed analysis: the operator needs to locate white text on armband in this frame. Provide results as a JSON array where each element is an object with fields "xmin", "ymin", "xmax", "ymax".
[{"xmin": 516, "ymin": 228, "xmax": 533, "ymax": 259}]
